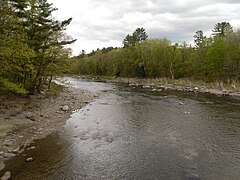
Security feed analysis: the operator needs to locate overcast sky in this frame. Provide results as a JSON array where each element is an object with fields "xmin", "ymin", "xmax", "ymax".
[{"xmin": 49, "ymin": 0, "xmax": 240, "ymax": 55}]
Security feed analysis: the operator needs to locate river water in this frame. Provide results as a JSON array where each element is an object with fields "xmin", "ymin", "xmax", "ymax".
[{"xmin": 1, "ymin": 78, "xmax": 240, "ymax": 180}]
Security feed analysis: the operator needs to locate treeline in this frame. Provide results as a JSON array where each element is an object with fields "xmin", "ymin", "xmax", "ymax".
[
  {"xmin": 0, "ymin": 0, "xmax": 75, "ymax": 94},
  {"xmin": 71, "ymin": 23, "xmax": 240, "ymax": 84}
]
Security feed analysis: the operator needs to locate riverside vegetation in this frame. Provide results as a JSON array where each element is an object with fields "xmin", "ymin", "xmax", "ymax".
[
  {"xmin": 0, "ymin": 0, "xmax": 240, "ymax": 178},
  {"xmin": 0, "ymin": 1, "xmax": 94, "ymax": 177},
  {"xmin": 70, "ymin": 23, "xmax": 240, "ymax": 93},
  {"xmin": 0, "ymin": 0, "xmax": 75, "ymax": 95}
]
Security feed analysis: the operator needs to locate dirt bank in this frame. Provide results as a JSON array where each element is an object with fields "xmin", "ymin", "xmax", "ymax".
[{"xmin": 0, "ymin": 86, "xmax": 94, "ymax": 169}]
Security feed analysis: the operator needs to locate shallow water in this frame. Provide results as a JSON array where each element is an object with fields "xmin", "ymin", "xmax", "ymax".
[{"xmin": 1, "ymin": 78, "xmax": 240, "ymax": 180}]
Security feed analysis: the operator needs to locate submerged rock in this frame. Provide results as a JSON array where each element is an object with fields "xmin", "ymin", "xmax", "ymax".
[{"xmin": 0, "ymin": 171, "xmax": 11, "ymax": 180}]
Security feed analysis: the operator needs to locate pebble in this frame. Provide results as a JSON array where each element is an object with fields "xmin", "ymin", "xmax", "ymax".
[
  {"xmin": 61, "ymin": 105, "xmax": 70, "ymax": 111},
  {"xmin": 179, "ymin": 102, "xmax": 184, "ymax": 105},
  {"xmin": 0, "ymin": 152, "xmax": 4, "ymax": 156},
  {"xmin": 0, "ymin": 171, "xmax": 11, "ymax": 180}
]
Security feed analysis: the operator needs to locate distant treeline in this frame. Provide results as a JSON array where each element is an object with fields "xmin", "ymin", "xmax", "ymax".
[
  {"xmin": 71, "ymin": 23, "xmax": 240, "ymax": 84},
  {"xmin": 0, "ymin": 0, "xmax": 74, "ymax": 94}
]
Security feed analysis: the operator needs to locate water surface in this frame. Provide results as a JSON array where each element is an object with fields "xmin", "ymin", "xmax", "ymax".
[{"xmin": 1, "ymin": 78, "xmax": 240, "ymax": 180}]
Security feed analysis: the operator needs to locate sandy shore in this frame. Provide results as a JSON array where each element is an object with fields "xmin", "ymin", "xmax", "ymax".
[{"xmin": 0, "ymin": 86, "xmax": 94, "ymax": 169}]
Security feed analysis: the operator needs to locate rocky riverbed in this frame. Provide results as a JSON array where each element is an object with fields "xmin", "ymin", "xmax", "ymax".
[
  {"xmin": 83, "ymin": 77, "xmax": 240, "ymax": 98},
  {"xmin": 0, "ymin": 86, "xmax": 94, "ymax": 173}
]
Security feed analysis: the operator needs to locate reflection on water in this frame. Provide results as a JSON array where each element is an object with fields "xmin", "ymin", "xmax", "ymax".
[{"xmin": 1, "ymin": 78, "xmax": 240, "ymax": 180}]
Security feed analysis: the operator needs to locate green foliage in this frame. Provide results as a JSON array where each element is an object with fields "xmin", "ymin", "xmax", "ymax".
[
  {"xmin": 0, "ymin": 78, "xmax": 28, "ymax": 94},
  {"xmin": 0, "ymin": 0, "xmax": 75, "ymax": 94},
  {"xmin": 212, "ymin": 22, "xmax": 233, "ymax": 39},
  {"xmin": 123, "ymin": 27, "xmax": 148, "ymax": 48},
  {"xmin": 194, "ymin": 30, "xmax": 206, "ymax": 48},
  {"xmin": 71, "ymin": 23, "xmax": 240, "ymax": 84}
]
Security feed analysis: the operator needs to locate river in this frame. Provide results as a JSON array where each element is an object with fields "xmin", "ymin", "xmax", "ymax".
[{"xmin": 1, "ymin": 78, "xmax": 240, "ymax": 179}]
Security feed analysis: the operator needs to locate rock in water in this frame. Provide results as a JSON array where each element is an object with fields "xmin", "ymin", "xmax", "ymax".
[
  {"xmin": 0, "ymin": 171, "xmax": 11, "ymax": 180},
  {"xmin": 25, "ymin": 157, "xmax": 34, "ymax": 162},
  {"xmin": 61, "ymin": 105, "xmax": 70, "ymax": 111}
]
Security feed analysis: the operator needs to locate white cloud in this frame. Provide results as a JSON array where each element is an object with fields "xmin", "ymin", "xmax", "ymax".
[{"xmin": 49, "ymin": 0, "xmax": 240, "ymax": 55}]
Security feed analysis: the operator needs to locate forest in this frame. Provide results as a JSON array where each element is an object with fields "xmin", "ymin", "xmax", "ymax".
[
  {"xmin": 0, "ymin": 0, "xmax": 74, "ymax": 94},
  {"xmin": 1, "ymin": 0, "xmax": 240, "ymax": 95},
  {"xmin": 71, "ymin": 23, "xmax": 240, "ymax": 87}
]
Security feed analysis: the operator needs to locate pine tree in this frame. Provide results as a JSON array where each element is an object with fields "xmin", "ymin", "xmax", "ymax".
[{"xmin": 9, "ymin": 0, "xmax": 76, "ymax": 93}]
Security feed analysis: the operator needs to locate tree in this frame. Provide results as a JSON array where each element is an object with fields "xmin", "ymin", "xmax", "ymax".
[
  {"xmin": 133, "ymin": 27, "xmax": 148, "ymax": 43},
  {"xmin": 212, "ymin": 22, "xmax": 233, "ymax": 38},
  {"xmin": 0, "ymin": 0, "xmax": 34, "ymax": 94},
  {"xmin": 77, "ymin": 49, "xmax": 86, "ymax": 58},
  {"xmin": 9, "ymin": 0, "xmax": 76, "ymax": 94},
  {"xmin": 123, "ymin": 27, "xmax": 148, "ymax": 48},
  {"xmin": 123, "ymin": 34, "xmax": 135, "ymax": 48},
  {"xmin": 194, "ymin": 30, "xmax": 206, "ymax": 48}
]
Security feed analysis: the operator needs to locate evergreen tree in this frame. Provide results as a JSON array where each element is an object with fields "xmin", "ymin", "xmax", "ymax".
[
  {"xmin": 9, "ymin": 0, "xmax": 76, "ymax": 93},
  {"xmin": 0, "ymin": 0, "xmax": 34, "ymax": 94},
  {"xmin": 212, "ymin": 22, "xmax": 233, "ymax": 39}
]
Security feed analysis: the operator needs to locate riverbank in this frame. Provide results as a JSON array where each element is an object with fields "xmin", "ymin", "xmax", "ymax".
[
  {"xmin": 0, "ymin": 85, "xmax": 94, "ymax": 171},
  {"xmin": 80, "ymin": 76, "xmax": 240, "ymax": 98}
]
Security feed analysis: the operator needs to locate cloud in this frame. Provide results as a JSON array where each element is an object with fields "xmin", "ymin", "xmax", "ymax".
[{"xmin": 49, "ymin": 0, "xmax": 240, "ymax": 55}]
